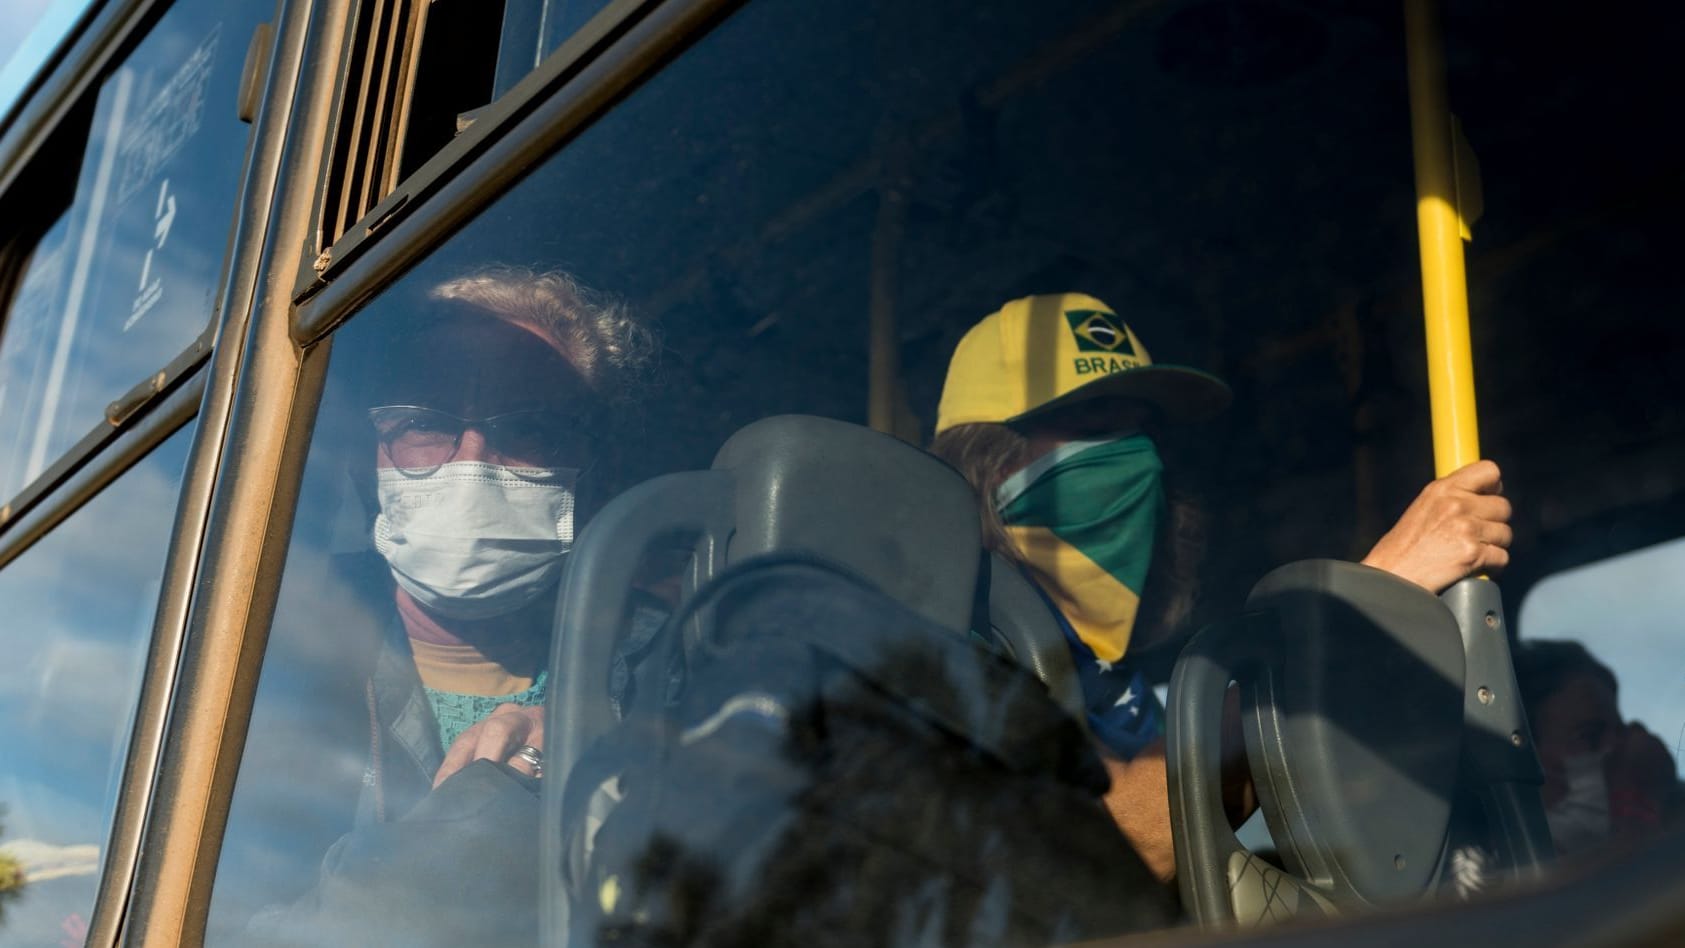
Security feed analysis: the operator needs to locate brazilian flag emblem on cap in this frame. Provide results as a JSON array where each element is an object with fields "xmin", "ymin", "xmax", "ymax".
[{"xmin": 1066, "ymin": 310, "xmax": 1136, "ymax": 354}]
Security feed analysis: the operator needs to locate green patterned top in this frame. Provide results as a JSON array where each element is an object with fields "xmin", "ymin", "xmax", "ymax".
[{"xmin": 423, "ymin": 670, "xmax": 548, "ymax": 752}]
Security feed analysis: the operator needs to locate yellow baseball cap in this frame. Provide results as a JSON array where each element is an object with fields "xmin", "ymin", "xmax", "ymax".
[{"xmin": 935, "ymin": 293, "xmax": 1231, "ymax": 433}]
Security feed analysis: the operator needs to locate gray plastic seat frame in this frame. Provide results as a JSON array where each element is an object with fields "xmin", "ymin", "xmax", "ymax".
[
  {"xmin": 1168, "ymin": 559, "xmax": 1474, "ymax": 924},
  {"xmin": 539, "ymin": 414, "xmax": 1086, "ymax": 942},
  {"xmin": 1169, "ymin": 560, "xmax": 1555, "ymax": 927}
]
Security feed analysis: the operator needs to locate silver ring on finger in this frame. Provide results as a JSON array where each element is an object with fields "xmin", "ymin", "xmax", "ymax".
[{"xmin": 512, "ymin": 744, "xmax": 544, "ymax": 778}]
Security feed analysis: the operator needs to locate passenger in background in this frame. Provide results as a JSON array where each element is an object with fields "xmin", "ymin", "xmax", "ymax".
[
  {"xmin": 1515, "ymin": 638, "xmax": 1683, "ymax": 858},
  {"xmin": 931, "ymin": 292, "xmax": 1516, "ymax": 879}
]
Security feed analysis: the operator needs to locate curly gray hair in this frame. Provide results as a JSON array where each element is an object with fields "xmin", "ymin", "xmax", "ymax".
[{"xmin": 429, "ymin": 267, "xmax": 658, "ymax": 404}]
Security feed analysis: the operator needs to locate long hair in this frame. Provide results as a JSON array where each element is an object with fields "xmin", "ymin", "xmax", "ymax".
[{"xmin": 929, "ymin": 422, "xmax": 1206, "ymax": 650}]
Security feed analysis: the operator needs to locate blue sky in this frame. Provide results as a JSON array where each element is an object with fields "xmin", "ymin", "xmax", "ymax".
[
  {"xmin": 0, "ymin": 0, "xmax": 94, "ymax": 124},
  {"xmin": 1520, "ymin": 536, "xmax": 1685, "ymax": 777}
]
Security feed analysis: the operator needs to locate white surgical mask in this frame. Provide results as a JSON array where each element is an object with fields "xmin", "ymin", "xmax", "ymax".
[
  {"xmin": 374, "ymin": 461, "xmax": 578, "ymax": 619},
  {"xmin": 1545, "ymin": 752, "xmax": 1612, "ymax": 856}
]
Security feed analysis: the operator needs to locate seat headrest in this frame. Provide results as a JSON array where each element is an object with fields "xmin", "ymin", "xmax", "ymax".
[
  {"xmin": 1244, "ymin": 560, "xmax": 1467, "ymax": 903},
  {"xmin": 711, "ymin": 415, "xmax": 982, "ymax": 632}
]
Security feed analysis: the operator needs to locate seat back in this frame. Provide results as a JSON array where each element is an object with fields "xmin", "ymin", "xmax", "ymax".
[
  {"xmin": 1168, "ymin": 559, "xmax": 1469, "ymax": 925},
  {"xmin": 987, "ymin": 551, "xmax": 1086, "ymax": 721},
  {"xmin": 541, "ymin": 415, "xmax": 1088, "ymax": 939},
  {"xmin": 550, "ymin": 415, "xmax": 995, "ymax": 776}
]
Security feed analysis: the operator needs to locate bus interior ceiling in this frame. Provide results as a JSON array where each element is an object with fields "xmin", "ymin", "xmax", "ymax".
[{"xmin": 439, "ymin": 0, "xmax": 1683, "ymax": 646}]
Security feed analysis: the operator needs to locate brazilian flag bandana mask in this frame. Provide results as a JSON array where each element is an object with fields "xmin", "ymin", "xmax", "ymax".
[{"xmin": 996, "ymin": 435, "xmax": 1164, "ymax": 664}]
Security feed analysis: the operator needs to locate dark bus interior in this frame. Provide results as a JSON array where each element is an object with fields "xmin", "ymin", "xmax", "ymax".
[
  {"xmin": 434, "ymin": 0, "xmax": 1685, "ymax": 656},
  {"xmin": 249, "ymin": 0, "xmax": 1685, "ymax": 926},
  {"xmin": 7, "ymin": 0, "xmax": 1675, "ymax": 941}
]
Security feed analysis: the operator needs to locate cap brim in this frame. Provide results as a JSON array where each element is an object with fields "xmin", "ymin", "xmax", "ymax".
[{"xmin": 1009, "ymin": 364, "xmax": 1232, "ymax": 426}]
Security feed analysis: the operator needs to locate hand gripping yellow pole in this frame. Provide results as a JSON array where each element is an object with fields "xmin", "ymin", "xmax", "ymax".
[{"xmin": 1405, "ymin": 0, "xmax": 1480, "ymax": 476}]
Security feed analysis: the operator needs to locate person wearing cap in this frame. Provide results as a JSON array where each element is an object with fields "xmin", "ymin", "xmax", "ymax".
[
  {"xmin": 931, "ymin": 292, "xmax": 1514, "ymax": 878},
  {"xmin": 240, "ymin": 268, "xmax": 660, "ymax": 945},
  {"xmin": 357, "ymin": 266, "xmax": 658, "ymax": 813}
]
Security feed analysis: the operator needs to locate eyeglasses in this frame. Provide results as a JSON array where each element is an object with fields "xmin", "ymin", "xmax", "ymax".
[{"xmin": 368, "ymin": 405, "xmax": 594, "ymax": 476}]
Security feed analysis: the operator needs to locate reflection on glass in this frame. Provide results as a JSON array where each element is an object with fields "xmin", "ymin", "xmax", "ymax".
[
  {"xmin": 1512, "ymin": 638, "xmax": 1685, "ymax": 862},
  {"xmin": 490, "ymin": 0, "xmax": 614, "ymax": 100},
  {"xmin": 0, "ymin": 214, "xmax": 73, "ymax": 499},
  {"xmin": 210, "ymin": 0, "xmax": 1446, "ymax": 939},
  {"xmin": 209, "ymin": 269, "xmax": 658, "ymax": 945},
  {"xmin": 1518, "ymin": 538, "xmax": 1685, "ymax": 861},
  {"xmin": 569, "ymin": 570, "xmax": 1177, "ymax": 945},
  {"xmin": 215, "ymin": 0, "xmax": 1243, "ymax": 937},
  {"xmin": 0, "ymin": 0, "xmax": 96, "ymax": 119},
  {"xmin": 211, "ymin": 0, "xmax": 1685, "ymax": 940},
  {"xmin": 0, "ymin": 0, "xmax": 266, "ymax": 501},
  {"xmin": 1520, "ymin": 538, "xmax": 1685, "ymax": 781},
  {"xmin": 0, "ymin": 425, "xmax": 193, "ymax": 945}
]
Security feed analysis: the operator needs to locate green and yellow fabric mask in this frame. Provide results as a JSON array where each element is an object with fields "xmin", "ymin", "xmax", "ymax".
[{"xmin": 996, "ymin": 436, "xmax": 1164, "ymax": 664}]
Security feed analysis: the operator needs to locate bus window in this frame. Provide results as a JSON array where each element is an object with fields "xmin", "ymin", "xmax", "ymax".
[
  {"xmin": 0, "ymin": 0, "xmax": 269, "ymax": 502},
  {"xmin": 205, "ymin": 272, "xmax": 668, "ymax": 944},
  {"xmin": 202, "ymin": 0, "xmax": 1385, "ymax": 939},
  {"xmin": 322, "ymin": 0, "xmax": 621, "ymax": 239},
  {"xmin": 486, "ymin": 0, "xmax": 613, "ymax": 100},
  {"xmin": 1517, "ymin": 538, "xmax": 1685, "ymax": 859},
  {"xmin": 0, "ymin": 0, "xmax": 95, "ymax": 120},
  {"xmin": 0, "ymin": 213, "xmax": 74, "ymax": 501},
  {"xmin": 0, "ymin": 425, "xmax": 193, "ymax": 945},
  {"xmin": 205, "ymin": 0, "xmax": 1684, "ymax": 942}
]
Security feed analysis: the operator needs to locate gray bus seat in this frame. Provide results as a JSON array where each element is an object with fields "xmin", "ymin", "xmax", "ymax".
[
  {"xmin": 540, "ymin": 415, "xmax": 1087, "ymax": 923},
  {"xmin": 548, "ymin": 414, "xmax": 1085, "ymax": 764},
  {"xmin": 1167, "ymin": 559, "xmax": 1471, "ymax": 925},
  {"xmin": 1438, "ymin": 578, "xmax": 1555, "ymax": 873},
  {"xmin": 987, "ymin": 550, "xmax": 1079, "ymax": 695}
]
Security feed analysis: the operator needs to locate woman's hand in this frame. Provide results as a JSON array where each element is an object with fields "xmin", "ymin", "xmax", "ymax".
[
  {"xmin": 433, "ymin": 703, "xmax": 545, "ymax": 788},
  {"xmin": 1606, "ymin": 722, "xmax": 1675, "ymax": 834},
  {"xmin": 1361, "ymin": 460, "xmax": 1513, "ymax": 594}
]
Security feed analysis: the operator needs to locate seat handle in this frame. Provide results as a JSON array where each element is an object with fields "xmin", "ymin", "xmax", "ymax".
[
  {"xmin": 1441, "ymin": 577, "xmax": 1555, "ymax": 871},
  {"xmin": 542, "ymin": 470, "xmax": 734, "ymax": 945},
  {"xmin": 1167, "ymin": 615, "xmax": 1263, "ymax": 924}
]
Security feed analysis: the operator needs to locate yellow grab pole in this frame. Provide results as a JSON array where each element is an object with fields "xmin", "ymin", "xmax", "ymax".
[
  {"xmin": 1405, "ymin": 17, "xmax": 1550, "ymax": 869},
  {"xmin": 1404, "ymin": 0, "xmax": 1481, "ymax": 477}
]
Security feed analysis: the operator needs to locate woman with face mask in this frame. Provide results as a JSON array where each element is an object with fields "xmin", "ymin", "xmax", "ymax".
[
  {"xmin": 237, "ymin": 269, "xmax": 659, "ymax": 945},
  {"xmin": 931, "ymin": 293, "xmax": 1519, "ymax": 881},
  {"xmin": 358, "ymin": 267, "xmax": 658, "ymax": 820},
  {"xmin": 1515, "ymin": 639, "xmax": 1683, "ymax": 858}
]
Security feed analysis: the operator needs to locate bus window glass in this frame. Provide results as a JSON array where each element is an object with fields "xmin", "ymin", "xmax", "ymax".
[
  {"xmin": 0, "ymin": 425, "xmax": 194, "ymax": 945},
  {"xmin": 210, "ymin": 0, "xmax": 1684, "ymax": 941},
  {"xmin": 0, "ymin": 213, "xmax": 74, "ymax": 499},
  {"xmin": 490, "ymin": 0, "xmax": 612, "ymax": 99},
  {"xmin": 0, "ymin": 0, "xmax": 96, "ymax": 120},
  {"xmin": 395, "ymin": 0, "xmax": 614, "ymax": 184},
  {"xmin": 1517, "ymin": 538, "xmax": 1685, "ymax": 859},
  {"xmin": 0, "ymin": 0, "xmax": 269, "ymax": 502}
]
